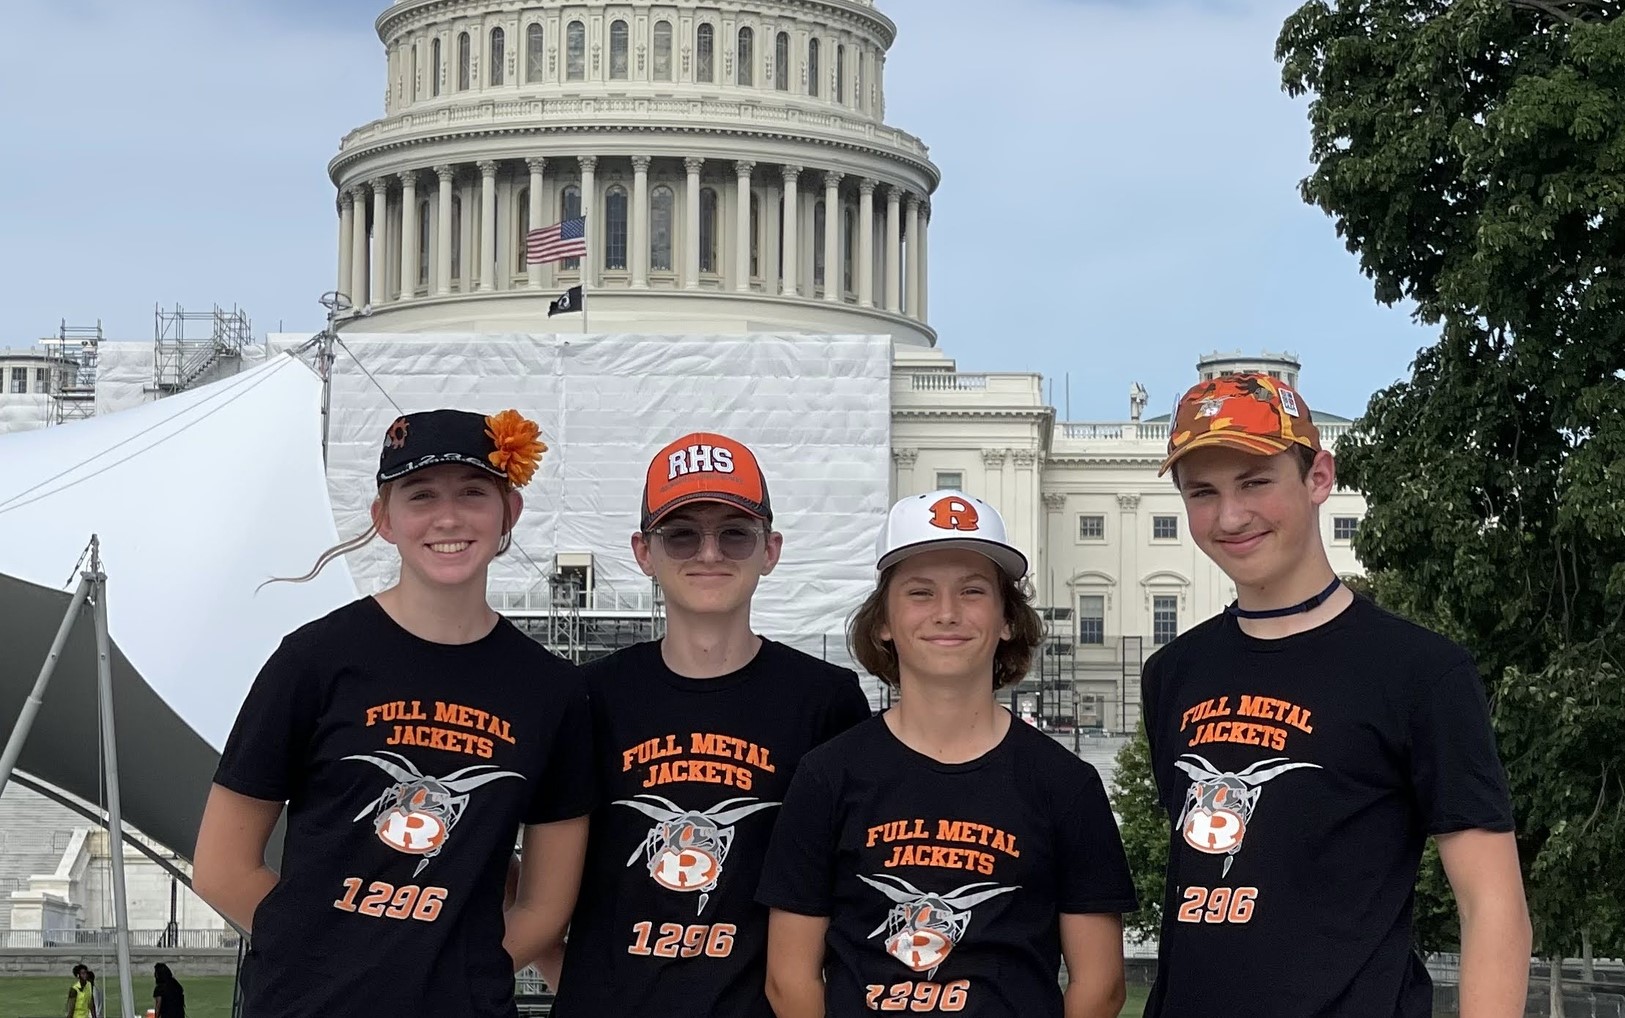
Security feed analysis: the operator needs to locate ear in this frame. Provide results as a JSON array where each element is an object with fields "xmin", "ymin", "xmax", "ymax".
[
  {"xmin": 371, "ymin": 494, "xmax": 397, "ymax": 546},
  {"xmin": 759, "ymin": 529, "xmax": 785, "ymax": 575},
  {"xmin": 631, "ymin": 531, "xmax": 656, "ymax": 578},
  {"xmin": 1307, "ymin": 449, "xmax": 1337, "ymax": 504},
  {"xmin": 504, "ymin": 489, "xmax": 525, "ymax": 532}
]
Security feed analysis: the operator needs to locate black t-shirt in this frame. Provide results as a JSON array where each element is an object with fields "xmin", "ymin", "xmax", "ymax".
[
  {"xmin": 1140, "ymin": 595, "xmax": 1515, "ymax": 1018},
  {"xmin": 552, "ymin": 638, "xmax": 872, "ymax": 1018},
  {"xmin": 215, "ymin": 597, "xmax": 595, "ymax": 1018},
  {"xmin": 757, "ymin": 713, "xmax": 1138, "ymax": 1018}
]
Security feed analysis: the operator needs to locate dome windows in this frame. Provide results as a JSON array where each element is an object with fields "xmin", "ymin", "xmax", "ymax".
[
  {"xmin": 699, "ymin": 187, "xmax": 719, "ymax": 274},
  {"xmin": 696, "ymin": 24, "xmax": 715, "ymax": 84},
  {"xmin": 836, "ymin": 45, "xmax": 845, "ymax": 104},
  {"xmin": 566, "ymin": 20, "xmax": 586, "ymax": 82},
  {"xmin": 457, "ymin": 31, "xmax": 471, "ymax": 91},
  {"xmin": 808, "ymin": 38, "xmax": 820, "ymax": 97},
  {"xmin": 525, "ymin": 23, "xmax": 544, "ymax": 84},
  {"xmin": 774, "ymin": 32, "xmax": 790, "ymax": 91},
  {"xmin": 489, "ymin": 28, "xmax": 505, "ymax": 87},
  {"xmin": 737, "ymin": 27, "xmax": 754, "ymax": 87},
  {"xmin": 654, "ymin": 21, "xmax": 673, "ymax": 82},
  {"xmin": 610, "ymin": 21, "xmax": 629, "ymax": 81},
  {"xmin": 431, "ymin": 37, "xmax": 442, "ymax": 97}
]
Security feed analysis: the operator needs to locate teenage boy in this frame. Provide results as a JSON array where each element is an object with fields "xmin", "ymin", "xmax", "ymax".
[{"xmin": 1141, "ymin": 372, "xmax": 1531, "ymax": 1018}]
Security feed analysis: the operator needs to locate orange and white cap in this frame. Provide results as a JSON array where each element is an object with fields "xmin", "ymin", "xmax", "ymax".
[
  {"xmin": 641, "ymin": 432, "xmax": 772, "ymax": 530},
  {"xmin": 875, "ymin": 490, "xmax": 1028, "ymax": 579}
]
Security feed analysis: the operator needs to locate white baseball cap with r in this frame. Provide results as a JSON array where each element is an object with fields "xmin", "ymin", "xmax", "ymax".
[{"xmin": 874, "ymin": 490, "xmax": 1029, "ymax": 580}]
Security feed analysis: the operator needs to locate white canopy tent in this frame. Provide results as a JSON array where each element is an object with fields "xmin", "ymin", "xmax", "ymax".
[{"xmin": 0, "ymin": 353, "xmax": 357, "ymax": 859}]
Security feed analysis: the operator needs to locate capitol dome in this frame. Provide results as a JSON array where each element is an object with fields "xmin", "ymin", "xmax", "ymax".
[{"xmin": 328, "ymin": 0, "xmax": 939, "ymax": 346}]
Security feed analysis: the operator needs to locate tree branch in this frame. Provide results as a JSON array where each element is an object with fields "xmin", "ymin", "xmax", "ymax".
[{"xmin": 1508, "ymin": 0, "xmax": 1613, "ymax": 25}]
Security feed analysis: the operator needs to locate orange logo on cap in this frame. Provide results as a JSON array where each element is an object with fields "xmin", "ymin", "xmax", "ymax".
[{"xmin": 928, "ymin": 497, "xmax": 979, "ymax": 532}]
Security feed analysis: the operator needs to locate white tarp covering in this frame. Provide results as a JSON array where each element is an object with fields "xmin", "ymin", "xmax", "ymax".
[
  {"xmin": 266, "ymin": 333, "xmax": 894, "ymax": 641},
  {"xmin": 0, "ymin": 354, "xmax": 357, "ymax": 748}
]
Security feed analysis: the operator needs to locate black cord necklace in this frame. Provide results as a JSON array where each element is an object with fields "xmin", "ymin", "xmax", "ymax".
[{"xmin": 1226, "ymin": 576, "xmax": 1344, "ymax": 620}]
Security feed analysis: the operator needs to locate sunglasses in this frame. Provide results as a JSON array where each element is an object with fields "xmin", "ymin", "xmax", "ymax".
[{"xmin": 649, "ymin": 523, "xmax": 765, "ymax": 560}]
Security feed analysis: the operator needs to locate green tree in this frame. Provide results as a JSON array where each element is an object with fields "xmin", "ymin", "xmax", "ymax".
[
  {"xmin": 1276, "ymin": 0, "xmax": 1625, "ymax": 1003},
  {"xmin": 1109, "ymin": 723, "xmax": 1170, "ymax": 943}
]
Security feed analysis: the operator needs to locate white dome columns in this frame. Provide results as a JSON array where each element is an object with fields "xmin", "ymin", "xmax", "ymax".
[{"xmin": 330, "ymin": 156, "xmax": 932, "ymax": 326}]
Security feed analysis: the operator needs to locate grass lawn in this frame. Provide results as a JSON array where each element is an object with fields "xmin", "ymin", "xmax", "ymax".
[
  {"xmin": 0, "ymin": 975, "xmax": 1146, "ymax": 1017},
  {"xmin": 0, "ymin": 975, "xmax": 235, "ymax": 1018}
]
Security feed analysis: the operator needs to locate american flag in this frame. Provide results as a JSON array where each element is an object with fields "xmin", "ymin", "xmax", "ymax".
[{"xmin": 526, "ymin": 216, "xmax": 587, "ymax": 265}]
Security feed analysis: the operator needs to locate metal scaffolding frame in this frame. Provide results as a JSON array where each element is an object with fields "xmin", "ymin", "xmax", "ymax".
[
  {"xmin": 40, "ymin": 320, "xmax": 102, "ymax": 425},
  {"xmin": 153, "ymin": 303, "xmax": 252, "ymax": 394}
]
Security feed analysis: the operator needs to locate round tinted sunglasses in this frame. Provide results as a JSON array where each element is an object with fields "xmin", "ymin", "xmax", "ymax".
[{"xmin": 649, "ymin": 523, "xmax": 765, "ymax": 560}]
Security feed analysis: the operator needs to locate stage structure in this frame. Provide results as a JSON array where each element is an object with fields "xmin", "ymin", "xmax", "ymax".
[{"xmin": 267, "ymin": 331, "xmax": 895, "ymax": 670}]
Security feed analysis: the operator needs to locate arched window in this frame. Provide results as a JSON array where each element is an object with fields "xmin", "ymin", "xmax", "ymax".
[
  {"xmin": 514, "ymin": 188, "xmax": 529, "ymax": 273},
  {"xmin": 489, "ymin": 28, "xmax": 505, "ymax": 86},
  {"xmin": 836, "ymin": 44, "xmax": 845, "ymax": 103},
  {"xmin": 699, "ymin": 187, "xmax": 718, "ymax": 274},
  {"xmin": 431, "ymin": 37, "xmax": 442, "ymax": 96},
  {"xmin": 807, "ymin": 38, "xmax": 819, "ymax": 97},
  {"xmin": 609, "ymin": 20, "xmax": 629, "ymax": 80},
  {"xmin": 654, "ymin": 21, "xmax": 673, "ymax": 82},
  {"xmin": 566, "ymin": 20, "xmax": 585, "ymax": 81},
  {"xmin": 855, "ymin": 49, "xmax": 864, "ymax": 111},
  {"xmin": 813, "ymin": 199, "xmax": 826, "ymax": 288},
  {"xmin": 843, "ymin": 206, "xmax": 856, "ymax": 293},
  {"xmin": 450, "ymin": 194, "xmax": 462, "ymax": 281},
  {"xmin": 560, "ymin": 185, "xmax": 582, "ymax": 270},
  {"xmin": 696, "ymin": 24, "xmax": 715, "ymax": 83},
  {"xmin": 525, "ymin": 23, "xmax": 545, "ymax": 83},
  {"xmin": 749, "ymin": 191, "xmax": 761, "ymax": 278},
  {"xmin": 774, "ymin": 32, "xmax": 790, "ymax": 91},
  {"xmin": 457, "ymin": 31, "xmax": 471, "ymax": 91},
  {"xmin": 417, "ymin": 200, "xmax": 431, "ymax": 287},
  {"xmin": 605, "ymin": 186, "xmax": 629, "ymax": 270},
  {"xmin": 737, "ymin": 27, "xmax": 754, "ymax": 86},
  {"xmin": 651, "ymin": 185, "xmax": 674, "ymax": 272},
  {"xmin": 410, "ymin": 43, "xmax": 419, "ymax": 100}
]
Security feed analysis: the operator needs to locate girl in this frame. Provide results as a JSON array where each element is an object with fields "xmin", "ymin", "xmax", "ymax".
[
  {"xmin": 152, "ymin": 963, "xmax": 185, "ymax": 1018},
  {"xmin": 757, "ymin": 490, "xmax": 1137, "ymax": 1018},
  {"xmin": 193, "ymin": 408, "xmax": 594, "ymax": 1018}
]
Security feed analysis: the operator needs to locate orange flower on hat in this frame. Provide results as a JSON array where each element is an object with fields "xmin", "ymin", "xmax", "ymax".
[{"xmin": 485, "ymin": 409, "xmax": 548, "ymax": 488}]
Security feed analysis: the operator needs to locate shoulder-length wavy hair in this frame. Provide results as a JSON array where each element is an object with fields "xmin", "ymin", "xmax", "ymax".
[{"xmin": 847, "ymin": 560, "xmax": 1044, "ymax": 691}]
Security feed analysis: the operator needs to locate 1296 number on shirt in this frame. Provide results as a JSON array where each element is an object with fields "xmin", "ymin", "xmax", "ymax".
[
  {"xmin": 626, "ymin": 921, "xmax": 736, "ymax": 958},
  {"xmin": 864, "ymin": 980, "xmax": 970, "ymax": 1012}
]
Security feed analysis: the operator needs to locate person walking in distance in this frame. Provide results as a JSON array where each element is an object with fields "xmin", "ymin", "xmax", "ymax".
[
  {"xmin": 759, "ymin": 490, "xmax": 1137, "ymax": 1018},
  {"xmin": 1141, "ymin": 372, "xmax": 1532, "ymax": 1017},
  {"xmin": 551, "ymin": 432, "xmax": 872, "ymax": 1018},
  {"xmin": 191, "ymin": 408, "xmax": 596, "ymax": 1018}
]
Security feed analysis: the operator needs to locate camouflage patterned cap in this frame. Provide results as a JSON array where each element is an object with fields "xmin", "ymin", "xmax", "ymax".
[{"xmin": 1158, "ymin": 372, "xmax": 1321, "ymax": 477}]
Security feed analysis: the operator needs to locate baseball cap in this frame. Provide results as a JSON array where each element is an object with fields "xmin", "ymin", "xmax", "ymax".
[
  {"xmin": 875, "ymin": 490, "xmax": 1029, "ymax": 579},
  {"xmin": 377, "ymin": 408, "xmax": 547, "ymax": 488},
  {"xmin": 1158, "ymin": 372, "xmax": 1322, "ymax": 477},
  {"xmin": 642, "ymin": 432, "xmax": 772, "ymax": 531}
]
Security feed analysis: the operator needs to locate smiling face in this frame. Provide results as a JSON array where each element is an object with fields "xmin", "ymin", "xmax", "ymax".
[
  {"xmin": 631, "ymin": 501, "xmax": 782, "ymax": 620},
  {"xmin": 877, "ymin": 548, "xmax": 1012, "ymax": 688},
  {"xmin": 1175, "ymin": 444, "xmax": 1335, "ymax": 593},
  {"xmin": 373, "ymin": 464, "xmax": 520, "ymax": 593}
]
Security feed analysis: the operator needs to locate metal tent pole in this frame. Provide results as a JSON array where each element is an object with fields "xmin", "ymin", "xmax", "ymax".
[{"xmin": 88, "ymin": 538, "xmax": 136, "ymax": 1018}]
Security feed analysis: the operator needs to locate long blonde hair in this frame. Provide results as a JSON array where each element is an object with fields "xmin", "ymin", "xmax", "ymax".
[{"xmin": 261, "ymin": 478, "xmax": 515, "ymax": 588}]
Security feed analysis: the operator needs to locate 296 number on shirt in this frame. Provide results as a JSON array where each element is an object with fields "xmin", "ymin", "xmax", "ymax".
[
  {"xmin": 332, "ymin": 877, "xmax": 447, "ymax": 922},
  {"xmin": 864, "ymin": 980, "xmax": 970, "ymax": 1012},
  {"xmin": 627, "ymin": 921, "xmax": 736, "ymax": 958},
  {"xmin": 1176, "ymin": 885, "xmax": 1257, "ymax": 925}
]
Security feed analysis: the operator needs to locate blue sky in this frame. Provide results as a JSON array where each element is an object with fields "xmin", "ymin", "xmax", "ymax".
[{"xmin": 2, "ymin": 0, "xmax": 1437, "ymax": 421}]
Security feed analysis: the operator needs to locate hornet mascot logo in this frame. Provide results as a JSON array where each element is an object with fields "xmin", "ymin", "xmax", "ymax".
[
  {"xmin": 345, "ymin": 751, "xmax": 523, "ymax": 876},
  {"xmin": 859, "ymin": 873, "xmax": 1019, "ymax": 977},
  {"xmin": 1175, "ymin": 753, "xmax": 1321, "ymax": 877},
  {"xmin": 615, "ymin": 794, "xmax": 780, "ymax": 913}
]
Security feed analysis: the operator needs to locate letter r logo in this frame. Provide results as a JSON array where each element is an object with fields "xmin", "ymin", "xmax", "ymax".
[{"xmin": 928, "ymin": 497, "xmax": 979, "ymax": 532}]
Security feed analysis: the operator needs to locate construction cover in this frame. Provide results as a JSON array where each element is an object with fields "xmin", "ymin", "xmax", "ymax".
[{"xmin": 267, "ymin": 332, "xmax": 895, "ymax": 644}]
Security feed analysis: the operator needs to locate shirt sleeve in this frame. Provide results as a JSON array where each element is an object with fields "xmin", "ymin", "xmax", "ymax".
[
  {"xmin": 213, "ymin": 636, "xmax": 319, "ymax": 803},
  {"xmin": 1056, "ymin": 766, "xmax": 1139, "ymax": 915},
  {"xmin": 525, "ymin": 675, "xmax": 598, "ymax": 825},
  {"xmin": 1409, "ymin": 659, "xmax": 1515, "ymax": 835},
  {"xmin": 755, "ymin": 757, "xmax": 839, "ymax": 917},
  {"xmin": 819, "ymin": 670, "xmax": 873, "ymax": 744}
]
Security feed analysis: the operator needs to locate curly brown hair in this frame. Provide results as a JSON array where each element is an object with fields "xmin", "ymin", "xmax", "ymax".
[{"xmin": 848, "ymin": 561, "xmax": 1045, "ymax": 691}]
